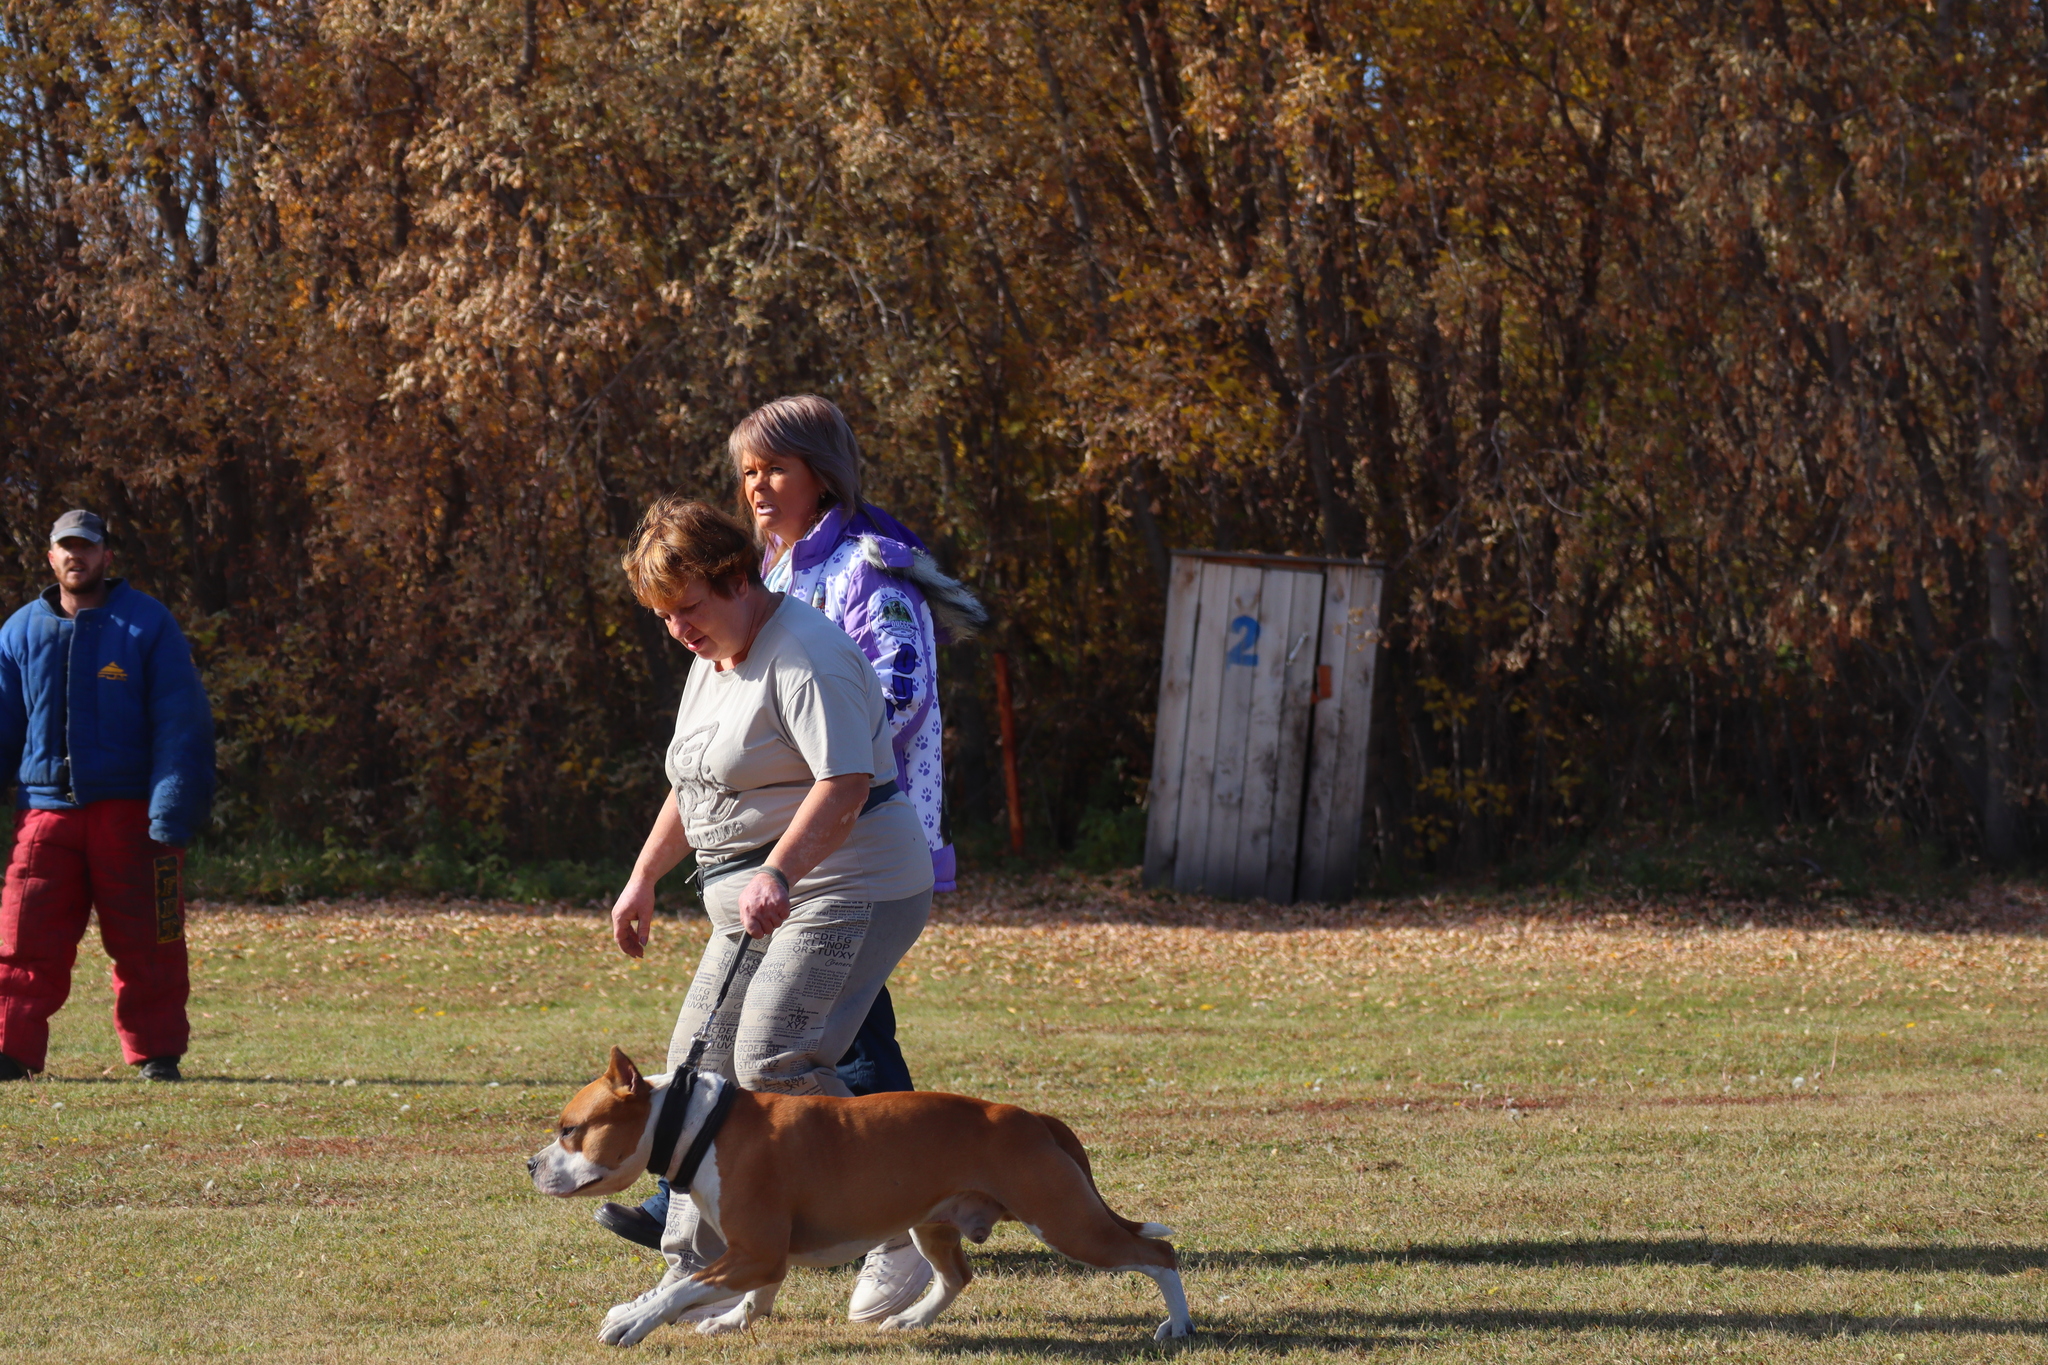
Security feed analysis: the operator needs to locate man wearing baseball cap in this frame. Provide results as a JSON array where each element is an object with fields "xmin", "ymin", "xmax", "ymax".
[{"xmin": 0, "ymin": 510, "xmax": 215, "ymax": 1081}]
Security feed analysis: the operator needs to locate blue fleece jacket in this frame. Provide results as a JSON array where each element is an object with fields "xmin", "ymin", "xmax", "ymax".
[{"xmin": 0, "ymin": 580, "xmax": 216, "ymax": 845}]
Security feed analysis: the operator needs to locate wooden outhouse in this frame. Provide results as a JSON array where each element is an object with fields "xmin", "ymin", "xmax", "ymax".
[{"xmin": 1142, "ymin": 550, "xmax": 1384, "ymax": 903}]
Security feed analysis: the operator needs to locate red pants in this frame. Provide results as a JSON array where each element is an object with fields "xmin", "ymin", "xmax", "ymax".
[{"xmin": 0, "ymin": 801, "xmax": 189, "ymax": 1071}]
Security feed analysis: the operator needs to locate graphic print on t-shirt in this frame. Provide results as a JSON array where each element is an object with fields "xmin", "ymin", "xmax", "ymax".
[
  {"xmin": 663, "ymin": 597, "xmax": 933, "ymax": 898},
  {"xmin": 671, "ymin": 721, "xmax": 746, "ymax": 848}
]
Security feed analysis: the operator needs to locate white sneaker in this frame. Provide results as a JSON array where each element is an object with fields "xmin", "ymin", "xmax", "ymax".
[{"xmin": 846, "ymin": 1235, "xmax": 933, "ymax": 1323}]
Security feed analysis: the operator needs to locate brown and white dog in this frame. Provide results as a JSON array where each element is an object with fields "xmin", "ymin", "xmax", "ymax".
[{"xmin": 528, "ymin": 1047, "xmax": 1193, "ymax": 1346}]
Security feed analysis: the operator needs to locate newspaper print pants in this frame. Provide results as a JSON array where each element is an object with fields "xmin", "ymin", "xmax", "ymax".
[{"xmin": 659, "ymin": 872, "xmax": 931, "ymax": 1270}]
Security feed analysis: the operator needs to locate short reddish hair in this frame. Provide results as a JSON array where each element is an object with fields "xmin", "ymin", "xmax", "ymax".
[{"xmin": 620, "ymin": 497, "xmax": 763, "ymax": 605}]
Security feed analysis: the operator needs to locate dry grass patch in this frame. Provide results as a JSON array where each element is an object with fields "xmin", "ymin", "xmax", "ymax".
[{"xmin": 3, "ymin": 873, "xmax": 2046, "ymax": 1361}]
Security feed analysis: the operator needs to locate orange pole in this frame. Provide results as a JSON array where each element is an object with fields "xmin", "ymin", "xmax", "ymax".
[{"xmin": 993, "ymin": 650, "xmax": 1025, "ymax": 856}]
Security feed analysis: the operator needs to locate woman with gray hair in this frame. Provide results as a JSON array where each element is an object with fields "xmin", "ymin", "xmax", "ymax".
[{"xmin": 737, "ymin": 395, "xmax": 985, "ymax": 893}]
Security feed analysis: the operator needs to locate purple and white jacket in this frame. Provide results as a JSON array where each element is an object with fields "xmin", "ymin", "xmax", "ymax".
[{"xmin": 764, "ymin": 504, "xmax": 986, "ymax": 892}]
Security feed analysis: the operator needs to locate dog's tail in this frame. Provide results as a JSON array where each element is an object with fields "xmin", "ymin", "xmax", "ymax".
[{"xmin": 1035, "ymin": 1111, "xmax": 1175, "ymax": 1241}]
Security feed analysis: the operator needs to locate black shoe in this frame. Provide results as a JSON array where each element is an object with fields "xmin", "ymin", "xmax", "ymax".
[
  {"xmin": 137, "ymin": 1056, "xmax": 183, "ymax": 1082},
  {"xmin": 595, "ymin": 1201, "xmax": 664, "ymax": 1250},
  {"xmin": 0, "ymin": 1054, "xmax": 27, "ymax": 1082}
]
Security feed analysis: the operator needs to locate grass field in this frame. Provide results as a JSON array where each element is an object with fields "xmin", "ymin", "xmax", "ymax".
[{"xmin": 3, "ymin": 871, "xmax": 2047, "ymax": 1362}]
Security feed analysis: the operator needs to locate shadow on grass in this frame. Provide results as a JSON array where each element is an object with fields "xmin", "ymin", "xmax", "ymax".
[
  {"xmin": 37, "ymin": 1074, "xmax": 583, "ymax": 1088},
  {"xmin": 967, "ymin": 1237, "xmax": 2048, "ymax": 1277},
  {"xmin": 871, "ymin": 1307, "xmax": 2048, "ymax": 1357},
  {"xmin": 1318, "ymin": 1238, "xmax": 2048, "ymax": 1275}
]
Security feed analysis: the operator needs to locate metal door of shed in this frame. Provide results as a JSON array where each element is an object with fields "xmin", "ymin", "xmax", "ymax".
[{"xmin": 1143, "ymin": 550, "xmax": 1383, "ymax": 903}]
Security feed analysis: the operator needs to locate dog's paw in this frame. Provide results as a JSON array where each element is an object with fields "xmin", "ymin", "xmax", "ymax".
[
  {"xmin": 694, "ymin": 1303, "xmax": 751, "ymax": 1337},
  {"xmin": 599, "ymin": 1290, "xmax": 672, "ymax": 1347},
  {"xmin": 597, "ymin": 1315, "xmax": 645, "ymax": 1347},
  {"xmin": 598, "ymin": 1310, "xmax": 661, "ymax": 1347},
  {"xmin": 1154, "ymin": 1317, "xmax": 1194, "ymax": 1341}
]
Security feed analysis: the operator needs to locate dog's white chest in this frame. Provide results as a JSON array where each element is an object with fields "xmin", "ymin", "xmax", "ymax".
[{"xmin": 687, "ymin": 1142, "xmax": 724, "ymax": 1240}]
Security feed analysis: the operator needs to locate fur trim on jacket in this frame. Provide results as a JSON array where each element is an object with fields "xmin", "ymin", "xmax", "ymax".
[{"xmin": 855, "ymin": 536, "xmax": 989, "ymax": 644}]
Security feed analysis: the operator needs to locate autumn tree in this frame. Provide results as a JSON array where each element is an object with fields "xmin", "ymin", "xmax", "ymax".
[{"xmin": 2, "ymin": 0, "xmax": 2044, "ymax": 873}]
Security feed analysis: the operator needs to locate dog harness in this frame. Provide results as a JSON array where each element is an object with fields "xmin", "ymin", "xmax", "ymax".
[
  {"xmin": 648, "ymin": 1072, "xmax": 737, "ymax": 1188},
  {"xmin": 647, "ymin": 920, "xmax": 756, "ymax": 1187}
]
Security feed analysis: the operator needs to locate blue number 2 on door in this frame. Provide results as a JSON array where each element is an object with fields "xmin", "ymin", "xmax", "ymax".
[{"xmin": 1226, "ymin": 614, "xmax": 1260, "ymax": 667}]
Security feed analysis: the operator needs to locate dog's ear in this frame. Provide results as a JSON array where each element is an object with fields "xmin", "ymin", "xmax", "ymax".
[{"xmin": 604, "ymin": 1045, "xmax": 649, "ymax": 1098}]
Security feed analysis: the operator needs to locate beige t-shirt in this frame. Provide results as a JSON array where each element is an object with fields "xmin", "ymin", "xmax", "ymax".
[{"xmin": 666, "ymin": 596, "xmax": 933, "ymax": 903}]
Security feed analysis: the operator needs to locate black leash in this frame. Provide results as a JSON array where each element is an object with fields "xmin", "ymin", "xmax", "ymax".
[
  {"xmin": 647, "ymin": 928, "xmax": 755, "ymax": 1183},
  {"xmin": 681, "ymin": 928, "xmax": 756, "ymax": 1072},
  {"xmin": 652, "ymin": 780, "xmax": 900, "ymax": 1183}
]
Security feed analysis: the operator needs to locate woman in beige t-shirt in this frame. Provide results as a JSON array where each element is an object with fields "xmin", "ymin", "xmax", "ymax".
[{"xmin": 602, "ymin": 497, "xmax": 933, "ymax": 1301}]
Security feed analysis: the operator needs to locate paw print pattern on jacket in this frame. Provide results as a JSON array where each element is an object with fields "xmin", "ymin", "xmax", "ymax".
[{"xmin": 769, "ymin": 513, "xmax": 957, "ymax": 890}]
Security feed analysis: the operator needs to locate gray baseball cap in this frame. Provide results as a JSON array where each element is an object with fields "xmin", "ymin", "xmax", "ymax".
[{"xmin": 49, "ymin": 509, "xmax": 106, "ymax": 545}]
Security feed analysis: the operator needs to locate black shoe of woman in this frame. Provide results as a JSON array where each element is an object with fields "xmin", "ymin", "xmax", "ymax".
[{"xmin": 595, "ymin": 1202, "xmax": 665, "ymax": 1250}]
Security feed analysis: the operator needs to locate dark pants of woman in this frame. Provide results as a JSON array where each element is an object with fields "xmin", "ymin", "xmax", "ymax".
[{"xmin": 837, "ymin": 985, "xmax": 915, "ymax": 1094}]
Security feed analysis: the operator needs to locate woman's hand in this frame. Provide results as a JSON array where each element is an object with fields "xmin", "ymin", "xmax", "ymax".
[
  {"xmin": 610, "ymin": 793, "xmax": 694, "ymax": 959},
  {"xmin": 738, "ymin": 870, "xmax": 792, "ymax": 937},
  {"xmin": 612, "ymin": 877, "xmax": 656, "ymax": 958},
  {"xmin": 731, "ymin": 775, "xmax": 868, "ymax": 938}
]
